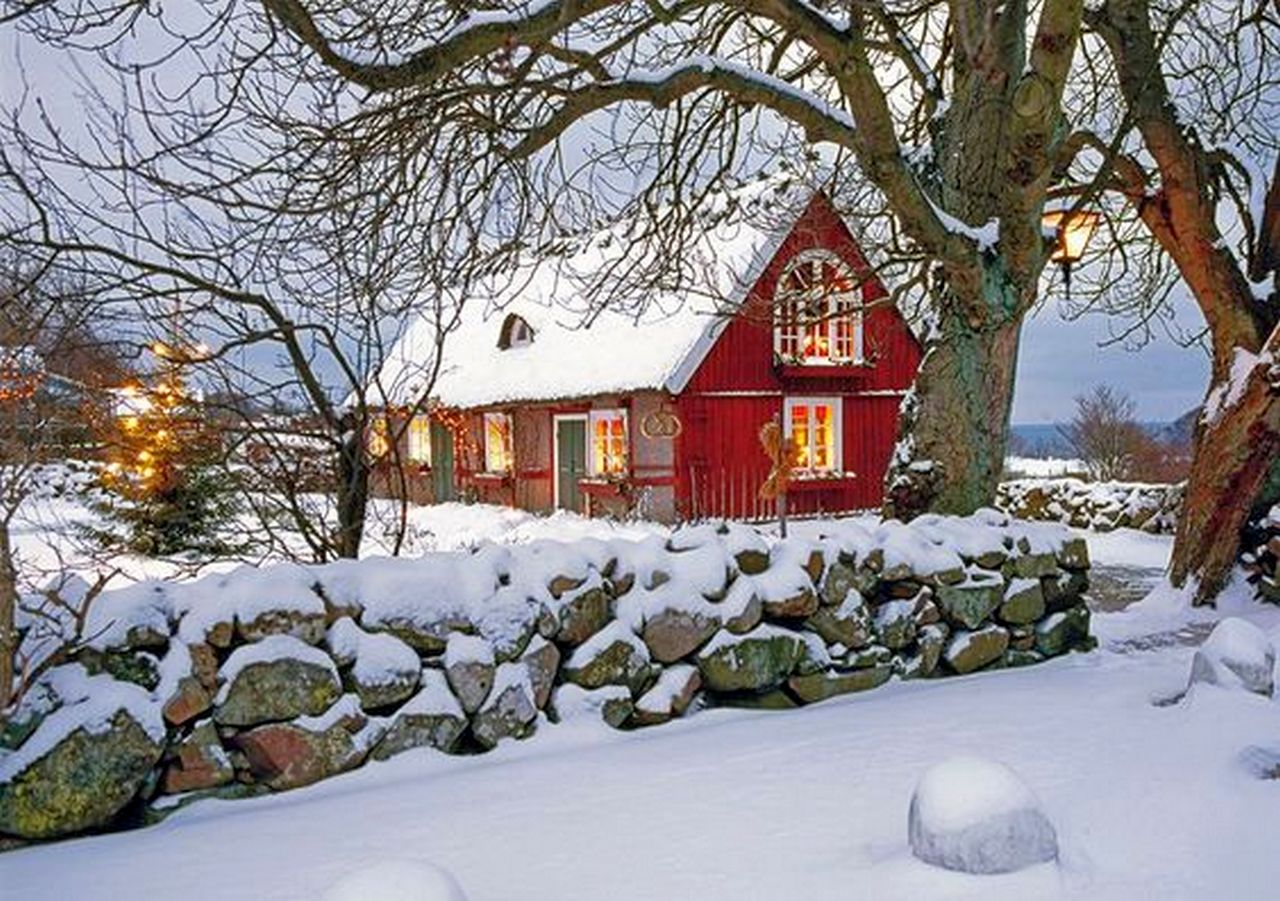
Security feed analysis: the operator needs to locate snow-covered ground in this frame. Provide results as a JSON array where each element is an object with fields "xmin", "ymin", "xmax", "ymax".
[
  {"xmin": 1004, "ymin": 456, "xmax": 1088, "ymax": 479},
  {"xmin": 5, "ymin": 513, "xmax": 1280, "ymax": 900}
]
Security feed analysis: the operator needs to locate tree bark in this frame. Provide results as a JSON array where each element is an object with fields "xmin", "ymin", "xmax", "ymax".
[
  {"xmin": 335, "ymin": 425, "xmax": 369, "ymax": 560},
  {"xmin": 1171, "ymin": 338, "xmax": 1280, "ymax": 603},
  {"xmin": 884, "ymin": 275, "xmax": 1023, "ymax": 520}
]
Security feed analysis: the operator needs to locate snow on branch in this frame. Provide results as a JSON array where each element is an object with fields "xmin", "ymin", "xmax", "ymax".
[{"xmin": 507, "ymin": 56, "xmax": 858, "ymax": 159}]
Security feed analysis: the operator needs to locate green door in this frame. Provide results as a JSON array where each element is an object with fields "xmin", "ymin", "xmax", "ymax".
[
  {"xmin": 430, "ymin": 421, "xmax": 456, "ymax": 502},
  {"xmin": 556, "ymin": 418, "xmax": 587, "ymax": 511}
]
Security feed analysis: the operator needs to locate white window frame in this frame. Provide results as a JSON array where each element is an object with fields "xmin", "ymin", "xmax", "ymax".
[
  {"xmin": 587, "ymin": 408, "xmax": 629, "ymax": 477},
  {"xmin": 483, "ymin": 411, "xmax": 513, "ymax": 474},
  {"xmin": 783, "ymin": 396, "xmax": 843, "ymax": 474},
  {"xmin": 406, "ymin": 414, "xmax": 432, "ymax": 464},
  {"xmin": 773, "ymin": 249, "xmax": 866, "ymax": 365}
]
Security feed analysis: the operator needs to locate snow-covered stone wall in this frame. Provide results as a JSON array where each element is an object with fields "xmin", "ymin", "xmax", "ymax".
[
  {"xmin": 1, "ymin": 510, "xmax": 1095, "ymax": 842},
  {"xmin": 1243, "ymin": 505, "xmax": 1280, "ymax": 606},
  {"xmin": 996, "ymin": 478, "xmax": 1183, "ymax": 534}
]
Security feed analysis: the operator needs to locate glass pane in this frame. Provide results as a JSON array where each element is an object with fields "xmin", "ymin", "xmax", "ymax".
[
  {"xmin": 814, "ymin": 404, "xmax": 834, "ymax": 471},
  {"xmin": 790, "ymin": 405, "xmax": 810, "ymax": 469}
]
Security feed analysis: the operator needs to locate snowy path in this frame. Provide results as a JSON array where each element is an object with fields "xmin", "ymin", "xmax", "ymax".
[{"xmin": 5, "ymin": 607, "xmax": 1280, "ymax": 901}]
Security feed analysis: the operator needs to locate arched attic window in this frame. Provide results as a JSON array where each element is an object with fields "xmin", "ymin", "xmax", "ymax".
[
  {"xmin": 773, "ymin": 249, "xmax": 865, "ymax": 365},
  {"xmin": 497, "ymin": 313, "xmax": 535, "ymax": 350}
]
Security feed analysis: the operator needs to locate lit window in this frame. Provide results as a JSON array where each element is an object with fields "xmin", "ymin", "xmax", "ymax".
[
  {"xmin": 484, "ymin": 412, "xmax": 513, "ymax": 473},
  {"xmin": 406, "ymin": 415, "xmax": 431, "ymax": 463},
  {"xmin": 367, "ymin": 416, "xmax": 390, "ymax": 459},
  {"xmin": 589, "ymin": 409, "xmax": 628, "ymax": 476},
  {"xmin": 784, "ymin": 397, "xmax": 841, "ymax": 474},
  {"xmin": 774, "ymin": 250, "xmax": 865, "ymax": 365}
]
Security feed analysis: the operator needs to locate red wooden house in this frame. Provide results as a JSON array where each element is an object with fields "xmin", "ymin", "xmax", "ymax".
[{"xmin": 373, "ymin": 180, "xmax": 922, "ymax": 523}]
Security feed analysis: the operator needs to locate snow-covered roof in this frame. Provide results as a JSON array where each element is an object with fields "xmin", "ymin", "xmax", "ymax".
[{"xmin": 375, "ymin": 176, "xmax": 819, "ymax": 409}]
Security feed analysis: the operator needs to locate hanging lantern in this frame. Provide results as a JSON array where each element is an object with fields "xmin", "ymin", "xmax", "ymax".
[{"xmin": 1042, "ymin": 208, "xmax": 1101, "ymax": 299}]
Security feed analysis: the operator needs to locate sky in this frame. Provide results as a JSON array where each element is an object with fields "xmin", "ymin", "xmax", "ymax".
[
  {"xmin": 0, "ymin": 21, "xmax": 1220, "ymax": 428},
  {"xmin": 1012, "ymin": 297, "xmax": 1210, "ymax": 424}
]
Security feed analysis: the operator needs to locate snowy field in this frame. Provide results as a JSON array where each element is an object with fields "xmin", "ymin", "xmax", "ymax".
[{"xmin": 6, "ymin": 498, "xmax": 1280, "ymax": 900}]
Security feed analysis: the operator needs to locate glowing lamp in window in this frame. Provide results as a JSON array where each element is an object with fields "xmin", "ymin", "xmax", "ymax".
[
  {"xmin": 589, "ymin": 409, "xmax": 628, "ymax": 476},
  {"xmin": 785, "ymin": 397, "xmax": 841, "ymax": 474},
  {"xmin": 406, "ymin": 415, "xmax": 431, "ymax": 463},
  {"xmin": 775, "ymin": 250, "xmax": 866, "ymax": 365},
  {"xmin": 484, "ymin": 412, "xmax": 513, "ymax": 473}
]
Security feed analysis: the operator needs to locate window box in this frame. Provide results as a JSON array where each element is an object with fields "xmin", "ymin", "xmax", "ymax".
[
  {"xmin": 472, "ymin": 471, "xmax": 512, "ymax": 486},
  {"xmin": 579, "ymin": 476, "xmax": 630, "ymax": 497}
]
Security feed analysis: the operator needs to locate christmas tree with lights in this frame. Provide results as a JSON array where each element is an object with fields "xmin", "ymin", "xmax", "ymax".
[{"xmin": 91, "ymin": 339, "xmax": 237, "ymax": 556}]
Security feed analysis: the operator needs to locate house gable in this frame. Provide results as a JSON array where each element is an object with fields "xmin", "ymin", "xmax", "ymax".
[{"xmin": 677, "ymin": 192, "xmax": 923, "ymax": 396}]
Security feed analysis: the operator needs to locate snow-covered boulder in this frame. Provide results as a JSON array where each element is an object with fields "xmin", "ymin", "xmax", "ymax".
[
  {"xmin": 520, "ymin": 636, "xmax": 561, "ymax": 710},
  {"xmin": 372, "ymin": 671, "xmax": 467, "ymax": 760},
  {"xmin": 561, "ymin": 622, "xmax": 655, "ymax": 695},
  {"xmin": 695, "ymin": 625, "xmax": 806, "ymax": 693},
  {"xmin": 213, "ymin": 635, "xmax": 342, "ymax": 727},
  {"xmin": 471, "ymin": 662, "xmax": 538, "ymax": 749},
  {"xmin": 551, "ymin": 684, "xmax": 633, "ymax": 728},
  {"xmin": 805, "ymin": 590, "xmax": 872, "ymax": 649},
  {"xmin": 935, "ymin": 571, "xmax": 1004, "ymax": 631},
  {"xmin": 633, "ymin": 664, "xmax": 702, "ymax": 726},
  {"xmin": 1188, "ymin": 618, "xmax": 1275, "ymax": 698},
  {"xmin": 617, "ymin": 578, "xmax": 723, "ymax": 663},
  {"xmin": 1034, "ymin": 605, "xmax": 1091, "ymax": 658},
  {"xmin": 161, "ymin": 720, "xmax": 234, "ymax": 794},
  {"xmin": 328, "ymin": 618, "xmax": 422, "ymax": 711},
  {"xmin": 908, "ymin": 756, "xmax": 1058, "ymax": 874},
  {"xmin": 944, "ymin": 625, "xmax": 1009, "ymax": 675},
  {"xmin": 323, "ymin": 860, "xmax": 468, "ymax": 901},
  {"xmin": 0, "ymin": 672, "xmax": 165, "ymax": 838},
  {"xmin": 787, "ymin": 664, "xmax": 891, "ymax": 703},
  {"xmin": 444, "ymin": 633, "xmax": 496, "ymax": 714},
  {"xmin": 231, "ymin": 695, "xmax": 381, "ymax": 791},
  {"xmin": 546, "ymin": 574, "xmax": 611, "ymax": 646}
]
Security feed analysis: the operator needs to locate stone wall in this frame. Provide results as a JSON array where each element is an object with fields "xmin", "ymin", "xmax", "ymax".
[
  {"xmin": 997, "ymin": 478, "xmax": 1183, "ymax": 534},
  {"xmin": 1243, "ymin": 505, "xmax": 1280, "ymax": 605},
  {"xmin": 0, "ymin": 510, "xmax": 1094, "ymax": 843}
]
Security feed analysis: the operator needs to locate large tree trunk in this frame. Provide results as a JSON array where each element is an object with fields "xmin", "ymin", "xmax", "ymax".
[
  {"xmin": 1171, "ymin": 336, "xmax": 1280, "ymax": 603},
  {"xmin": 884, "ymin": 279, "xmax": 1023, "ymax": 520},
  {"xmin": 335, "ymin": 429, "xmax": 369, "ymax": 560}
]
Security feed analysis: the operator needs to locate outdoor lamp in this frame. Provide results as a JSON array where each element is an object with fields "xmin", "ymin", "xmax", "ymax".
[{"xmin": 1042, "ymin": 208, "xmax": 1101, "ymax": 299}]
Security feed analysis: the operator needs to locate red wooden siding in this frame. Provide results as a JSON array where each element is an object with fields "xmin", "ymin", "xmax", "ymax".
[{"xmin": 675, "ymin": 192, "xmax": 922, "ymax": 520}]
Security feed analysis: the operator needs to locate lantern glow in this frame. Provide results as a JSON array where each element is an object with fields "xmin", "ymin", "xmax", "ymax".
[{"xmin": 1043, "ymin": 209, "xmax": 1101, "ymax": 265}]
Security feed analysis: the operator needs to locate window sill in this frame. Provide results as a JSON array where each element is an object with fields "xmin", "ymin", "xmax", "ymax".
[
  {"xmin": 579, "ymin": 476, "xmax": 629, "ymax": 495},
  {"xmin": 777, "ymin": 362, "xmax": 871, "ymax": 378},
  {"xmin": 473, "ymin": 471, "xmax": 512, "ymax": 484},
  {"xmin": 788, "ymin": 473, "xmax": 856, "ymax": 491}
]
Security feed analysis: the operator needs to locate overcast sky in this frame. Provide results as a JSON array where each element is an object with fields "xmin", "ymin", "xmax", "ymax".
[{"xmin": 3, "ymin": 26, "xmax": 1217, "ymax": 427}]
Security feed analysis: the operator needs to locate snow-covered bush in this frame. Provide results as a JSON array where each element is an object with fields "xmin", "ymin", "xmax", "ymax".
[{"xmin": 908, "ymin": 756, "xmax": 1058, "ymax": 874}]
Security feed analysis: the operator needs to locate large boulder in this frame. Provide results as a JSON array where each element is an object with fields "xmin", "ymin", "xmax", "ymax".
[
  {"xmin": 549, "ymin": 579, "xmax": 612, "ymax": 646},
  {"xmin": 640, "ymin": 605, "xmax": 721, "ymax": 664},
  {"xmin": 1034, "ymin": 605, "xmax": 1091, "ymax": 658},
  {"xmin": 372, "ymin": 671, "xmax": 468, "ymax": 760},
  {"xmin": 999, "ymin": 578, "xmax": 1046, "ymax": 626},
  {"xmin": 633, "ymin": 665, "xmax": 702, "ymax": 726},
  {"xmin": 328, "ymin": 618, "xmax": 422, "ymax": 711},
  {"xmin": 806, "ymin": 591, "xmax": 872, "ymax": 649},
  {"xmin": 695, "ymin": 626, "xmax": 806, "ymax": 693},
  {"xmin": 787, "ymin": 665, "xmax": 891, "ymax": 703},
  {"xmin": 232, "ymin": 695, "xmax": 377, "ymax": 791},
  {"xmin": 551, "ymin": 684, "xmax": 634, "ymax": 728},
  {"xmin": 561, "ymin": 622, "xmax": 655, "ymax": 695},
  {"xmin": 161, "ymin": 720, "xmax": 234, "ymax": 794},
  {"xmin": 520, "ymin": 636, "xmax": 561, "ymax": 710},
  {"xmin": 444, "ymin": 633, "xmax": 496, "ymax": 714},
  {"xmin": 1188, "ymin": 618, "xmax": 1275, "ymax": 698},
  {"xmin": 471, "ymin": 662, "xmax": 538, "ymax": 749},
  {"xmin": 909, "ymin": 756, "xmax": 1058, "ymax": 874},
  {"xmin": 944, "ymin": 625, "xmax": 1010, "ymax": 675},
  {"xmin": 874, "ymin": 599, "xmax": 918, "ymax": 651},
  {"xmin": 213, "ymin": 635, "xmax": 343, "ymax": 727},
  {"xmin": 935, "ymin": 571, "xmax": 1004, "ymax": 631},
  {"xmin": 0, "ymin": 682, "xmax": 165, "ymax": 839}
]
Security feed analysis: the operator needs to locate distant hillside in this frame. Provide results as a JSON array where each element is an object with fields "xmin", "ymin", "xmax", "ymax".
[{"xmin": 1010, "ymin": 413, "xmax": 1196, "ymax": 460}]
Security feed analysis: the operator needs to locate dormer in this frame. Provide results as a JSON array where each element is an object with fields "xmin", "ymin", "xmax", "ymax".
[
  {"xmin": 498, "ymin": 313, "xmax": 535, "ymax": 350},
  {"xmin": 773, "ymin": 249, "xmax": 865, "ymax": 367}
]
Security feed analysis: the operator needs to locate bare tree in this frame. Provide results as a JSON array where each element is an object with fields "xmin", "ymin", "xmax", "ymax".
[
  {"xmin": 0, "ymin": 0, "xmax": 1101, "ymax": 524},
  {"xmin": 1074, "ymin": 0, "xmax": 1279, "ymax": 602},
  {"xmin": 1058, "ymin": 384, "xmax": 1147, "ymax": 482}
]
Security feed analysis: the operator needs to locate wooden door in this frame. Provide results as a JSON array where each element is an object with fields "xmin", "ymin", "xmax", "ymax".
[
  {"xmin": 430, "ymin": 421, "xmax": 456, "ymax": 502},
  {"xmin": 555, "ymin": 418, "xmax": 587, "ymax": 512}
]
